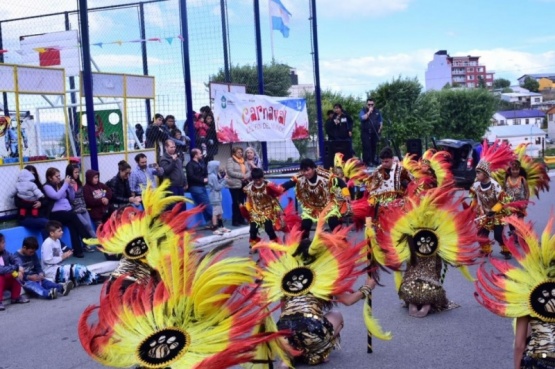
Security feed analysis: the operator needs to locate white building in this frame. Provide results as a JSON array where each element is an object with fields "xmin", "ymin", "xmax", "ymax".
[
  {"xmin": 500, "ymin": 92, "xmax": 543, "ymax": 107},
  {"xmin": 424, "ymin": 50, "xmax": 452, "ymax": 91},
  {"xmin": 486, "ymin": 125, "xmax": 546, "ymax": 157},
  {"xmin": 492, "ymin": 109, "xmax": 545, "ymax": 126}
]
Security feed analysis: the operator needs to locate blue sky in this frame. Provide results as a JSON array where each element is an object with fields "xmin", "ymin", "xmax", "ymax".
[{"xmin": 1, "ymin": 0, "xmax": 555, "ymax": 107}]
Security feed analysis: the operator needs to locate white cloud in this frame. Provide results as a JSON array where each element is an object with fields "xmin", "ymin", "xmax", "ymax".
[
  {"xmin": 458, "ymin": 48, "xmax": 555, "ymax": 81},
  {"xmin": 294, "ymin": 48, "xmax": 555, "ymax": 96},
  {"xmin": 314, "ymin": 0, "xmax": 413, "ymax": 18}
]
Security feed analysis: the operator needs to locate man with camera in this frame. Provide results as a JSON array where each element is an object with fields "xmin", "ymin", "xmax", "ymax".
[
  {"xmin": 324, "ymin": 103, "xmax": 353, "ymax": 168},
  {"xmin": 359, "ymin": 98, "xmax": 383, "ymax": 167}
]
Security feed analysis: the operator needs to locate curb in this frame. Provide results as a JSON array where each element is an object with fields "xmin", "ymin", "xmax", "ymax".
[{"xmin": 88, "ymin": 226, "xmax": 251, "ymax": 275}]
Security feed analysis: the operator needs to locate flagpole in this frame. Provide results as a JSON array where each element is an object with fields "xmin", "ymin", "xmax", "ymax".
[{"xmin": 268, "ymin": 0, "xmax": 275, "ymax": 61}]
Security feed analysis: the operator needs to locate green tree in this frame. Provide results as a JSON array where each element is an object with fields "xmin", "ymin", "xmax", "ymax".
[
  {"xmin": 477, "ymin": 76, "xmax": 487, "ymax": 89},
  {"xmin": 522, "ymin": 77, "xmax": 540, "ymax": 93},
  {"xmin": 209, "ymin": 61, "xmax": 292, "ymax": 97},
  {"xmin": 368, "ymin": 76, "xmax": 439, "ymax": 150},
  {"xmin": 432, "ymin": 88, "xmax": 498, "ymax": 140},
  {"xmin": 493, "ymin": 78, "xmax": 511, "ymax": 89}
]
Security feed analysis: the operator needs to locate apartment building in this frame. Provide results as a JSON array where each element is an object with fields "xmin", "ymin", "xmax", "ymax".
[{"xmin": 425, "ymin": 50, "xmax": 495, "ymax": 91}]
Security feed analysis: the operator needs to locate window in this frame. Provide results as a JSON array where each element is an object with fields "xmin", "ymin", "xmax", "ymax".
[
  {"xmin": 525, "ymin": 119, "xmax": 529, "ymax": 125},
  {"xmin": 468, "ymin": 75, "xmax": 474, "ymax": 80},
  {"xmin": 500, "ymin": 120, "xmax": 505, "ymax": 125},
  {"xmin": 468, "ymin": 67, "xmax": 474, "ymax": 72},
  {"xmin": 536, "ymin": 138, "xmax": 541, "ymax": 144},
  {"xmin": 549, "ymin": 114, "xmax": 554, "ymax": 121},
  {"xmin": 534, "ymin": 98, "xmax": 540, "ymax": 102},
  {"xmin": 514, "ymin": 118, "xmax": 521, "ymax": 125}
]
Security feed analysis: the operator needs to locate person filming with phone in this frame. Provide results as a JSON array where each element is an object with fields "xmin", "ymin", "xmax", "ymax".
[
  {"xmin": 130, "ymin": 153, "xmax": 164, "ymax": 196},
  {"xmin": 325, "ymin": 103, "xmax": 353, "ymax": 167},
  {"xmin": 359, "ymin": 98, "xmax": 383, "ymax": 167}
]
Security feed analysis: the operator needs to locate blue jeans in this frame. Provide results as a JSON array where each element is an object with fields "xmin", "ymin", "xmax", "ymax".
[
  {"xmin": 189, "ymin": 186, "xmax": 213, "ymax": 222},
  {"xmin": 23, "ymin": 279, "xmax": 62, "ymax": 299}
]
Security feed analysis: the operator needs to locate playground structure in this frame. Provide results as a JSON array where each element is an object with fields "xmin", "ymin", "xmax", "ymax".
[{"xmin": 0, "ymin": 64, "xmax": 157, "ymax": 217}]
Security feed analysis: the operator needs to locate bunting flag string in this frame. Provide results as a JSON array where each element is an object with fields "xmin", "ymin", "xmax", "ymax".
[{"xmin": 0, "ymin": 34, "xmax": 186, "ymax": 55}]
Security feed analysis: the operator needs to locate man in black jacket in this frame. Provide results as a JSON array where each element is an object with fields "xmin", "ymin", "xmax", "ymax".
[
  {"xmin": 359, "ymin": 98, "xmax": 383, "ymax": 167},
  {"xmin": 325, "ymin": 104, "xmax": 353, "ymax": 167},
  {"xmin": 185, "ymin": 148, "xmax": 212, "ymax": 225},
  {"xmin": 159, "ymin": 139, "xmax": 187, "ymax": 197}
]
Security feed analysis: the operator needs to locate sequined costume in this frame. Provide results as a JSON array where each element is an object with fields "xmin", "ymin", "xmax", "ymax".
[
  {"xmin": 277, "ymin": 294, "xmax": 336, "ymax": 365},
  {"xmin": 366, "ymin": 162, "xmax": 411, "ymax": 208},
  {"xmin": 374, "ymin": 186, "xmax": 481, "ymax": 311},
  {"xmin": 505, "ymin": 175, "xmax": 529, "ymax": 217},
  {"xmin": 475, "ymin": 217, "xmax": 555, "ymax": 368},
  {"xmin": 243, "ymin": 180, "xmax": 284, "ymax": 227},
  {"xmin": 253, "ymin": 208, "xmax": 391, "ymax": 366},
  {"xmin": 469, "ymin": 179, "xmax": 511, "ymax": 230},
  {"xmin": 79, "ymin": 181, "xmax": 286, "ymax": 369},
  {"xmin": 284, "ymin": 168, "xmax": 347, "ymax": 221}
]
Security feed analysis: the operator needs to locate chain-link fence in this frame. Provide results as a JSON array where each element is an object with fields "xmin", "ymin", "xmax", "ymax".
[{"xmin": 0, "ymin": 0, "xmax": 322, "ymax": 216}]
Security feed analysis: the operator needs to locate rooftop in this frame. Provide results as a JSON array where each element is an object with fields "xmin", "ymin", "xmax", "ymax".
[
  {"xmin": 495, "ymin": 109, "xmax": 545, "ymax": 119},
  {"xmin": 487, "ymin": 125, "xmax": 546, "ymax": 137}
]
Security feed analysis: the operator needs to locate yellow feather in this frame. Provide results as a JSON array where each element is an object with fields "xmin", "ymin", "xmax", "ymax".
[
  {"xmin": 363, "ymin": 302, "xmax": 392, "ymax": 341},
  {"xmin": 393, "ymin": 271, "xmax": 403, "ymax": 292},
  {"xmin": 458, "ymin": 266, "xmax": 475, "ymax": 282}
]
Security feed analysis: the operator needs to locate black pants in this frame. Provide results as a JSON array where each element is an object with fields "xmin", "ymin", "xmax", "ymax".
[
  {"xmin": 229, "ymin": 187, "xmax": 246, "ymax": 224},
  {"xmin": 50, "ymin": 210, "xmax": 91, "ymax": 255},
  {"xmin": 250, "ymin": 220, "xmax": 277, "ymax": 241},
  {"xmin": 478, "ymin": 225, "xmax": 504, "ymax": 247},
  {"xmin": 300, "ymin": 216, "xmax": 340, "ymax": 239},
  {"xmin": 362, "ymin": 130, "xmax": 380, "ymax": 166}
]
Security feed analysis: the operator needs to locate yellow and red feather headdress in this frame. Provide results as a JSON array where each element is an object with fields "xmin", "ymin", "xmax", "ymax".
[
  {"xmin": 375, "ymin": 186, "xmax": 482, "ymax": 280},
  {"xmin": 475, "ymin": 216, "xmax": 555, "ymax": 321}
]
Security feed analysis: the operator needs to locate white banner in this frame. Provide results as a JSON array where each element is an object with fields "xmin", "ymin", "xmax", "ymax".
[{"xmin": 214, "ymin": 92, "xmax": 309, "ymax": 143}]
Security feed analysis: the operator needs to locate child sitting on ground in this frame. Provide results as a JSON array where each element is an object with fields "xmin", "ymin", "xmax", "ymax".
[
  {"xmin": 41, "ymin": 220, "xmax": 105, "ymax": 286},
  {"xmin": 15, "ymin": 236, "xmax": 73, "ymax": 300},
  {"xmin": 0, "ymin": 232, "xmax": 29, "ymax": 310}
]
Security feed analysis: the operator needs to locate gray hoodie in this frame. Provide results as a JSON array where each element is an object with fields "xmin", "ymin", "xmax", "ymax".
[
  {"xmin": 12, "ymin": 169, "xmax": 44, "ymax": 201},
  {"xmin": 207, "ymin": 160, "xmax": 226, "ymax": 205}
]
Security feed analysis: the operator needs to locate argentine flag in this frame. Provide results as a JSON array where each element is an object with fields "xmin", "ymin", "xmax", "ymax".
[{"xmin": 270, "ymin": 0, "xmax": 292, "ymax": 38}]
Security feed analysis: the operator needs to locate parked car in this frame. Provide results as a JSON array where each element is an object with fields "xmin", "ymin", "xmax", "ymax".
[
  {"xmin": 546, "ymin": 135, "xmax": 554, "ymax": 145},
  {"xmin": 433, "ymin": 138, "xmax": 481, "ymax": 189}
]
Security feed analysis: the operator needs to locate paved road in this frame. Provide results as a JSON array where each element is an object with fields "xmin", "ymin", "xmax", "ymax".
[{"xmin": 1, "ymin": 187, "xmax": 553, "ymax": 369}]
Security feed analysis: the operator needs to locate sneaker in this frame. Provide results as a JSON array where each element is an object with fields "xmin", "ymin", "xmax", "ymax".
[
  {"xmin": 84, "ymin": 245, "xmax": 96, "ymax": 253},
  {"xmin": 73, "ymin": 253, "xmax": 85, "ymax": 259},
  {"xmin": 11, "ymin": 296, "xmax": 30, "ymax": 304},
  {"xmin": 48, "ymin": 288, "xmax": 58, "ymax": 300},
  {"xmin": 213, "ymin": 229, "xmax": 224, "ymax": 235},
  {"xmin": 94, "ymin": 275, "xmax": 107, "ymax": 284},
  {"xmin": 62, "ymin": 281, "xmax": 74, "ymax": 296},
  {"xmin": 0, "ymin": 302, "xmax": 5, "ymax": 311},
  {"xmin": 221, "ymin": 227, "xmax": 231, "ymax": 233}
]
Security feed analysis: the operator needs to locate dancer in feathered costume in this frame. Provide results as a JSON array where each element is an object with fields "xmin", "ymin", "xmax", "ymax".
[
  {"xmin": 280, "ymin": 158, "xmax": 350, "ymax": 239},
  {"xmin": 85, "ymin": 180, "xmax": 197, "ymax": 289},
  {"xmin": 253, "ymin": 206, "xmax": 391, "ymax": 367},
  {"xmin": 375, "ymin": 186, "xmax": 482, "ymax": 317},
  {"xmin": 469, "ymin": 140, "xmax": 517, "ymax": 258},
  {"xmin": 475, "ymin": 216, "xmax": 555, "ymax": 369},
  {"xmin": 241, "ymin": 167, "xmax": 286, "ymax": 252},
  {"xmin": 79, "ymin": 181, "xmax": 285, "ymax": 368},
  {"xmin": 403, "ymin": 149, "xmax": 453, "ymax": 196},
  {"xmin": 493, "ymin": 143, "xmax": 550, "ymax": 200}
]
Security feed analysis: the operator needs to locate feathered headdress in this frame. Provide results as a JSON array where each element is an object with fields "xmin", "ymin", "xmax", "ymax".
[
  {"xmin": 85, "ymin": 180, "xmax": 197, "ymax": 266},
  {"xmin": 476, "ymin": 140, "xmax": 516, "ymax": 177},
  {"xmin": 253, "ymin": 205, "xmax": 392, "ymax": 341},
  {"xmin": 79, "ymin": 182, "xmax": 285, "ymax": 368},
  {"xmin": 513, "ymin": 143, "xmax": 550, "ymax": 198},
  {"xmin": 333, "ymin": 152, "xmax": 368, "ymax": 187},
  {"xmin": 79, "ymin": 241, "xmax": 284, "ymax": 369},
  {"xmin": 375, "ymin": 186, "xmax": 482, "ymax": 281},
  {"xmin": 475, "ymin": 216, "xmax": 555, "ymax": 321}
]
